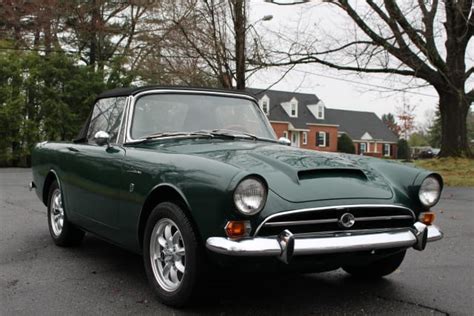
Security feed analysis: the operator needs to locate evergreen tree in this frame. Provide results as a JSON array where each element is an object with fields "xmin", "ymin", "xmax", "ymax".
[
  {"xmin": 397, "ymin": 139, "xmax": 411, "ymax": 161},
  {"xmin": 337, "ymin": 134, "xmax": 355, "ymax": 154}
]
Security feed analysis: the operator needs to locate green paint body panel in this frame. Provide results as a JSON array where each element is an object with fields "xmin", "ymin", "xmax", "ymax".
[{"xmin": 31, "ymin": 137, "xmax": 439, "ymax": 256}]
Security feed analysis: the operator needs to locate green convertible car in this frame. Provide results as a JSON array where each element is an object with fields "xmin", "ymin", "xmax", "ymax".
[{"xmin": 31, "ymin": 86, "xmax": 443, "ymax": 306}]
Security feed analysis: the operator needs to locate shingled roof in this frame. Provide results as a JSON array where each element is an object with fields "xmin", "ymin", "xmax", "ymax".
[
  {"xmin": 326, "ymin": 108, "xmax": 398, "ymax": 142},
  {"xmin": 247, "ymin": 88, "xmax": 398, "ymax": 142},
  {"xmin": 246, "ymin": 88, "xmax": 338, "ymax": 129}
]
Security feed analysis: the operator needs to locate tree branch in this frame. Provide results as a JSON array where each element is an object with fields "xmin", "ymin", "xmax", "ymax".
[
  {"xmin": 251, "ymin": 54, "xmax": 416, "ymax": 76},
  {"xmin": 333, "ymin": 0, "xmax": 437, "ymax": 82}
]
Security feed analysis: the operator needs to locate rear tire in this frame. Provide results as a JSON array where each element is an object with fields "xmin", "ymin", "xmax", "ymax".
[
  {"xmin": 143, "ymin": 202, "xmax": 204, "ymax": 307},
  {"xmin": 47, "ymin": 180, "xmax": 84, "ymax": 247},
  {"xmin": 342, "ymin": 250, "xmax": 406, "ymax": 278}
]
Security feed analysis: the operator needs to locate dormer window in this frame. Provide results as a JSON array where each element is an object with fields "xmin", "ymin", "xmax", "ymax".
[
  {"xmin": 317, "ymin": 104, "xmax": 324, "ymax": 119},
  {"xmin": 289, "ymin": 98, "xmax": 298, "ymax": 117},
  {"xmin": 259, "ymin": 95, "xmax": 270, "ymax": 115}
]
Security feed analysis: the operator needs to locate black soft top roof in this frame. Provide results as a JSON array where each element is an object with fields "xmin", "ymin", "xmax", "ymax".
[
  {"xmin": 96, "ymin": 85, "xmax": 256, "ymax": 100},
  {"xmin": 75, "ymin": 86, "xmax": 256, "ymax": 143}
]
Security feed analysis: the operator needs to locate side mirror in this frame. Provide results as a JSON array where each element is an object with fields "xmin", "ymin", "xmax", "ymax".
[
  {"xmin": 278, "ymin": 137, "xmax": 291, "ymax": 146},
  {"xmin": 94, "ymin": 131, "xmax": 110, "ymax": 147}
]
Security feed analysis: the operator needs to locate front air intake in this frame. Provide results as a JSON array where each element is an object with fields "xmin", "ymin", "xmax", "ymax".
[{"xmin": 297, "ymin": 168, "xmax": 367, "ymax": 181}]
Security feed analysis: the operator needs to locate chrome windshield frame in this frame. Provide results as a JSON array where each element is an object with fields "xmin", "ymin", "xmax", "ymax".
[{"xmin": 124, "ymin": 89, "xmax": 277, "ymax": 144}]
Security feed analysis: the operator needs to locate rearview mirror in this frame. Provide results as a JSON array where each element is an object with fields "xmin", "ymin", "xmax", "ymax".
[
  {"xmin": 278, "ymin": 137, "xmax": 291, "ymax": 146},
  {"xmin": 94, "ymin": 131, "xmax": 110, "ymax": 147}
]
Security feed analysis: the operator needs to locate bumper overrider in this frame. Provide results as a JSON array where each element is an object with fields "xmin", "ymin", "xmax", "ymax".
[{"xmin": 206, "ymin": 222, "xmax": 443, "ymax": 264}]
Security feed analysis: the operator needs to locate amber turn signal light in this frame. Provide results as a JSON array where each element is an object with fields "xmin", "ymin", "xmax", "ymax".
[
  {"xmin": 225, "ymin": 221, "xmax": 251, "ymax": 239},
  {"xmin": 419, "ymin": 212, "xmax": 436, "ymax": 225}
]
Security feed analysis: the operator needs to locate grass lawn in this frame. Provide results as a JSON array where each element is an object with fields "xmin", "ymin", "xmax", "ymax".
[{"xmin": 413, "ymin": 158, "xmax": 474, "ymax": 187}]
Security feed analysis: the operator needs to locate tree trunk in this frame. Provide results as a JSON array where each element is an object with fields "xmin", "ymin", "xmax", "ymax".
[{"xmin": 438, "ymin": 90, "xmax": 471, "ymax": 157}]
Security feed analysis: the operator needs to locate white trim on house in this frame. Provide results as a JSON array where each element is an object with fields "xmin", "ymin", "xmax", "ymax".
[
  {"xmin": 269, "ymin": 120, "xmax": 290, "ymax": 124},
  {"xmin": 259, "ymin": 94, "xmax": 270, "ymax": 115},
  {"xmin": 306, "ymin": 123, "xmax": 340, "ymax": 127},
  {"xmin": 384, "ymin": 143, "xmax": 391, "ymax": 156},
  {"xmin": 291, "ymin": 131, "xmax": 300, "ymax": 147},
  {"xmin": 281, "ymin": 97, "xmax": 299, "ymax": 118},
  {"xmin": 361, "ymin": 132, "xmax": 373, "ymax": 140},
  {"xmin": 360, "ymin": 142, "xmax": 367, "ymax": 153},
  {"xmin": 353, "ymin": 140, "xmax": 398, "ymax": 144},
  {"xmin": 307, "ymin": 100, "xmax": 325, "ymax": 120}
]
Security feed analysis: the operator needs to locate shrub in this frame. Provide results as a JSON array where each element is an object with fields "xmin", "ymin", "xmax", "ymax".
[{"xmin": 338, "ymin": 133, "xmax": 356, "ymax": 154}]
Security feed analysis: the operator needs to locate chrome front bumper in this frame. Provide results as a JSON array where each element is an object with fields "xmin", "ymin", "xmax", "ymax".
[{"xmin": 206, "ymin": 222, "xmax": 442, "ymax": 263}]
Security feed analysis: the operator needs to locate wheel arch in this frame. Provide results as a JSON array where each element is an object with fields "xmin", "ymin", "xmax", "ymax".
[
  {"xmin": 42, "ymin": 169, "xmax": 60, "ymax": 206},
  {"xmin": 138, "ymin": 183, "xmax": 199, "ymax": 250}
]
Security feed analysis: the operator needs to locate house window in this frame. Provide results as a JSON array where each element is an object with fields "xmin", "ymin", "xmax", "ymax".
[
  {"xmin": 283, "ymin": 131, "xmax": 288, "ymax": 139},
  {"xmin": 262, "ymin": 100, "xmax": 269, "ymax": 114},
  {"xmin": 302, "ymin": 132, "xmax": 307, "ymax": 145},
  {"xmin": 316, "ymin": 132, "xmax": 326, "ymax": 147},
  {"xmin": 360, "ymin": 143, "xmax": 367, "ymax": 154},
  {"xmin": 290, "ymin": 102, "xmax": 297, "ymax": 117},
  {"xmin": 316, "ymin": 104, "xmax": 324, "ymax": 119},
  {"xmin": 383, "ymin": 143, "xmax": 391, "ymax": 157}
]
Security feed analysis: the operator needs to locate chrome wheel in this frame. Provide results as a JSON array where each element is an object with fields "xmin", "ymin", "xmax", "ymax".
[
  {"xmin": 150, "ymin": 218, "xmax": 186, "ymax": 292},
  {"xmin": 50, "ymin": 189, "xmax": 64, "ymax": 237}
]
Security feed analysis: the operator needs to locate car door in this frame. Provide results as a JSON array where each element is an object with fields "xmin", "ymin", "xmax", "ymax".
[{"xmin": 64, "ymin": 97, "xmax": 127, "ymax": 239}]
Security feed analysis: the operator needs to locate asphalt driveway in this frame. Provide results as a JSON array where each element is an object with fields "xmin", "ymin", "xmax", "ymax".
[{"xmin": 1, "ymin": 168, "xmax": 473, "ymax": 315}]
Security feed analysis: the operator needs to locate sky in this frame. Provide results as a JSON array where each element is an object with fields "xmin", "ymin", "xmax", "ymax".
[{"xmin": 246, "ymin": 0, "xmax": 472, "ymax": 128}]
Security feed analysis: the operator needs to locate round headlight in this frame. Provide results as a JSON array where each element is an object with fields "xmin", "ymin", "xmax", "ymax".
[
  {"xmin": 418, "ymin": 176, "xmax": 441, "ymax": 207},
  {"xmin": 233, "ymin": 177, "xmax": 267, "ymax": 215}
]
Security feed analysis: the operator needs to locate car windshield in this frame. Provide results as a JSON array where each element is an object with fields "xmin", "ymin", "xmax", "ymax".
[{"xmin": 130, "ymin": 93, "xmax": 276, "ymax": 140}]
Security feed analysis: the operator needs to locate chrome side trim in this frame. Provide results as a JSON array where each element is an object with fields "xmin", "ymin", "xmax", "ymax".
[
  {"xmin": 116, "ymin": 96, "xmax": 131, "ymax": 145},
  {"xmin": 206, "ymin": 223, "xmax": 442, "ymax": 259},
  {"xmin": 254, "ymin": 204, "xmax": 416, "ymax": 236}
]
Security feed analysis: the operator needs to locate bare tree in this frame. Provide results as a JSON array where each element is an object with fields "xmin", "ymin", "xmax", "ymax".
[
  {"xmin": 146, "ymin": 0, "xmax": 271, "ymax": 89},
  {"xmin": 260, "ymin": 0, "xmax": 473, "ymax": 157},
  {"xmin": 396, "ymin": 98, "xmax": 417, "ymax": 140}
]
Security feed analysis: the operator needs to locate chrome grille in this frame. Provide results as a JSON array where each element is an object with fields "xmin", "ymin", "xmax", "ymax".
[{"xmin": 255, "ymin": 205, "xmax": 416, "ymax": 237}]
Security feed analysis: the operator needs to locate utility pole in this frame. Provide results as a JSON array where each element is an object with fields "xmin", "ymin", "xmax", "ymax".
[{"xmin": 233, "ymin": 0, "xmax": 246, "ymax": 90}]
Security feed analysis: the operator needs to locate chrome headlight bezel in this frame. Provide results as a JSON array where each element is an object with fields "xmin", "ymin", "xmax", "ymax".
[
  {"xmin": 233, "ymin": 176, "xmax": 268, "ymax": 216},
  {"xmin": 418, "ymin": 175, "xmax": 442, "ymax": 208}
]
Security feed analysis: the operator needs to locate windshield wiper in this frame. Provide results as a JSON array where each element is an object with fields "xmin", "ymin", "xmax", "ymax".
[
  {"xmin": 143, "ymin": 131, "xmax": 213, "ymax": 140},
  {"xmin": 127, "ymin": 129, "xmax": 273, "ymax": 145},
  {"xmin": 206, "ymin": 129, "xmax": 260, "ymax": 141}
]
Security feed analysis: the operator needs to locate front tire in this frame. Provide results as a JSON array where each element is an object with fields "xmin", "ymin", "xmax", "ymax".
[
  {"xmin": 143, "ymin": 202, "xmax": 204, "ymax": 307},
  {"xmin": 343, "ymin": 250, "xmax": 406, "ymax": 278},
  {"xmin": 47, "ymin": 180, "xmax": 85, "ymax": 246}
]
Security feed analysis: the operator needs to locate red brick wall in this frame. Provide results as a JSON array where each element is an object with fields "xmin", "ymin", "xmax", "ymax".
[
  {"xmin": 269, "ymin": 122, "xmax": 397, "ymax": 158},
  {"xmin": 271, "ymin": 122, "xmax": 289, "ymax": 138},
  {"xmin": 301, "ymin": 125, "xmax": 338, "ymax": 152},
  {"xmin": 270, "ymin": 122, "xmax": 338, "ymax": 152}
]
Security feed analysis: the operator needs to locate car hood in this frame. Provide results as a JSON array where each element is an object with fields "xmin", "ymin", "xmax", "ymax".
[{"xmin": 151, "ymin": 140, "xmax": 394, "ymax": 202}]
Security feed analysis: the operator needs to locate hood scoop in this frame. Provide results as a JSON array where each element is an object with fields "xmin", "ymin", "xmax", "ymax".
[{"xmin": 298, "ymin": 168, "xmax": 367, "ymax": 181}]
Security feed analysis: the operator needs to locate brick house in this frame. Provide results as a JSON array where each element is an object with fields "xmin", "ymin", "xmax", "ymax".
[{"xmin": 247, "ymin": 88, "xmax": 398, "ymax": 158}]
